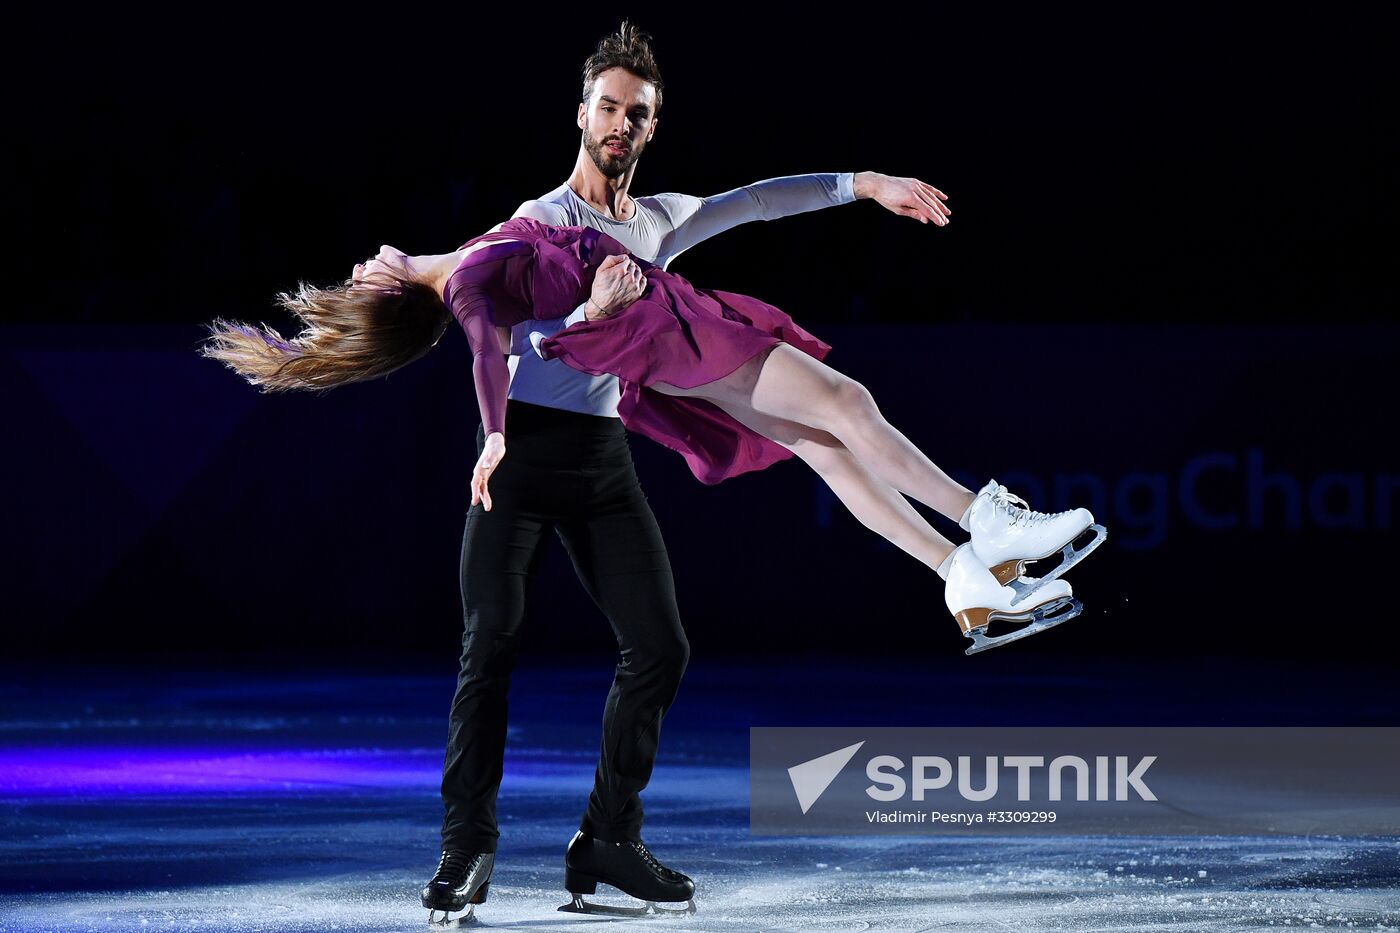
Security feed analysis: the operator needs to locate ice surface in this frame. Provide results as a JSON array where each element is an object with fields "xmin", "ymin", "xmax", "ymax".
[
  {"xmin": 1, "ymin": 665, "xmax": 1397, "ymax": 932},
  {"xmin": 4, "ymin": 833, "xmax": 1397, "ymax": 932}
]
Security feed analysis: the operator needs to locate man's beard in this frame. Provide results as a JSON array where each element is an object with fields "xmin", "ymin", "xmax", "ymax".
[{"xmin": 583, "ymin": 125, "xmax": 643, "ymax": 179}]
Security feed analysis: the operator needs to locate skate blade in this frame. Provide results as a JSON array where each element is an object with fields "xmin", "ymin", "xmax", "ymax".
[
  {"xmin": 1007, "ymin": 524, "xmax": 1107, "ymax": 606},
  {"xmin": 964, "ymin": 597, "xmax": 1082, "ymax": 655},
  {"xmin": 651, "ymin": 899, "xmax": 698, "ymax": 916},
  {"xmin": 559, "ymin": 894, "xmax": 697, "ymax": 917},
  {"xmin": 427, "ymin": 905, "xmax": 476, "ymax": 926}
]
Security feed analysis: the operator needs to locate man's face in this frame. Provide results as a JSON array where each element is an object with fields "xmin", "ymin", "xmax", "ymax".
[{"xmin": 578, "ymin": 67, "xmax": 658, "ymax": 179}]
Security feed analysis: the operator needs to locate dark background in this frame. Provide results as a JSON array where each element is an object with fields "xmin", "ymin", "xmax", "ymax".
[{"xmin": 5, "ymin": 8, "xmax": 1396, "ymax": 676}]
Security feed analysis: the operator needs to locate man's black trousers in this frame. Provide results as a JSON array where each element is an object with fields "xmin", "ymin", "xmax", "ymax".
[{"xmin": 440, "ymin": 400, "xmax": 689, "ymax": 853}]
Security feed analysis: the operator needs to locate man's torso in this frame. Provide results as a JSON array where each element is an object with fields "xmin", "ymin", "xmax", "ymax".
[{"xmin": 505, "ymin": 183, "xmax": 694, "ymax": 418}]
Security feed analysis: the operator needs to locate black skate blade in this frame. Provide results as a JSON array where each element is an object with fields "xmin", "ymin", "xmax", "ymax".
[
  {"xmin": 559, "ymin": 894, "xmax": 697, "ymax": 917},
  {"xmin": 558, "ymin": 894, "xmax": 651, "ymax": 916},
  {"xmin": 965, "ymin": 598, "xmax": 1083, "ymax": 655},
  {"xmin": 651, "ymin": 899, "xmax": 698, "ymax": 915}
]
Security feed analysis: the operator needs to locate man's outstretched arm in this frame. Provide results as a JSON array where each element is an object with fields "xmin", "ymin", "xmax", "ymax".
[{"xmin": 654, "ymin": 171, "xmax": 950, "ymax": 267}]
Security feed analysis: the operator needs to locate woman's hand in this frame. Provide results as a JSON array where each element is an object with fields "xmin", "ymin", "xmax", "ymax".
[
  {"xmin": 586, "ymin": 253, "xmax": 648, "ymax": 320},
  {"xmin": 471, "ymin": 432, "xmax": 506, "ymax": 511}
]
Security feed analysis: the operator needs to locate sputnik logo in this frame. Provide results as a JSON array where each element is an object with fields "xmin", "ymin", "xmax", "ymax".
[{"xmin": 787, "ymin": 741, "xmax": 865, "ymax": 814}]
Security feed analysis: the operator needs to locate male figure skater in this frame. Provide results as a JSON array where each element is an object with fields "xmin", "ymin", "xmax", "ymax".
[{"xmin": 423, "ymin": 21, "xmax": 951, "ymax": 922}]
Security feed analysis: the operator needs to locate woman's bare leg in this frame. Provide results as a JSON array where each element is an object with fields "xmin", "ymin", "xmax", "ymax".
[
  {"xmin": 655, "ymin": 346, "xmax": 977, "ymax": 522},
  {"xmin": 699, "ymin": 396, "xmax": 957, "ymax": 570}
]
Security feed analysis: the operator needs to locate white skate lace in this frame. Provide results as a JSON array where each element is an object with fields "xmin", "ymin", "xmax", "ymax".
[{"xmin": 991, "ymin": 485, "xmax": 1056, "ymax": 527}]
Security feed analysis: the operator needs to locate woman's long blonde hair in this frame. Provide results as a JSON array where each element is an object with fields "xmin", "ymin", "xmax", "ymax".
[{"xmin": 201, "ymin": 277, "xmax": 450, "ymax": 392}]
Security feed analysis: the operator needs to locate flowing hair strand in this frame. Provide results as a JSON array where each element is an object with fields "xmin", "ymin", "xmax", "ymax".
[{"xmin": 200, "ymin": 277, "xmax": 450, "ymax": 393}]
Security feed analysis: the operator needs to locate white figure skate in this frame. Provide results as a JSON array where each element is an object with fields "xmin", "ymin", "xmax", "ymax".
[
  {"xmin": 966, "ymin": 479, "xmax": 1107, "ymax": 606},
  {"xmin": 944, "ymin": 543, "xmax": 1082, "ymax": 654}
]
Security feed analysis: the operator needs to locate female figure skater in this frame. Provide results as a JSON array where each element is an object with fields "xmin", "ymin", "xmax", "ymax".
[{"xmin": 203, "ymin": 217, "xmax": 1104, "ymax": 653}]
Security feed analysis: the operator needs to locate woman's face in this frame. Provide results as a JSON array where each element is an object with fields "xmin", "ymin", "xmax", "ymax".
[{"xmin": 350, "ymin": 245, "xmax": 411, "ymax": 290}]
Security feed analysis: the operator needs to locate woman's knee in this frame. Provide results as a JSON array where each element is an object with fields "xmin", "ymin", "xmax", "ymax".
[
  {"xmin": 820, "ymin": 376, "xmax": 878, "ymax": 433},
  {"xmin": 837, "ymin": 375, "xmax": 877, "ymax": 410}
]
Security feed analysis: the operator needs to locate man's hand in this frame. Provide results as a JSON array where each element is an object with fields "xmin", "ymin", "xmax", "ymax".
[
  {"xmin": 471, "ymin": 432, "xmax": 506, "ymax": 512},
  {"xmin": 586, "ymin": 253, "xmax": 648, "ymax": 320},
  {"xmin": 854, "ymin": 172, "xmax": 951, "ymax": 226}
]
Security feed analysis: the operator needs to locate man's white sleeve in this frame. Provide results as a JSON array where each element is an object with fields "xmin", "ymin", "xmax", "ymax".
[
  {"xmin": 511, "ymin": 199, "xmax": 570, "ymax": 225},
  {"xmin": 654, "ymin": 172, "xmax": 855, "ymax": 266}
]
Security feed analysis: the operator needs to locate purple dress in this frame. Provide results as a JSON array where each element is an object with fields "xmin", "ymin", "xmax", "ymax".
[{"xmin": 443, "ymin": 217, "xmax": 831, "ymax": 485}]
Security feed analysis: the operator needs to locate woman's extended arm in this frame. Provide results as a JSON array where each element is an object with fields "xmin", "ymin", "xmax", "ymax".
[
  {"xmin": 447, "ymin": 265, "xmax": 512, "ymax": 437},
  {"xmin": 443, "ymin": 249, "xmax": 528, "ymax": 510},
  {"xmin": 453, "ymin": 282, "xmax": 510, "ymax": 511}
]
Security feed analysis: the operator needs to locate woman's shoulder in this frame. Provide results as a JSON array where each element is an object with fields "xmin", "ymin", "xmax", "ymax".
[
  {"xmin": 447, "ymin": 220, "xmax": 609, "ymax": 298},
  {"xmin": 449, "ymin": 236, "xmax": 531, "ymax": 278},
  {"xmin": 443, "ymin": 235, "xmax": 537, "ymax": 311}
]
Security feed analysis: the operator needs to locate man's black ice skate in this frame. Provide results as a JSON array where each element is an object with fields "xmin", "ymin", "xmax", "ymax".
[
  {"xmin": 558, "ymin": 830, "xmax": 696, "ymax": 916},
  {"xmin": 421, "ymin": 850, "xmax": 494, "ymax": 924}
]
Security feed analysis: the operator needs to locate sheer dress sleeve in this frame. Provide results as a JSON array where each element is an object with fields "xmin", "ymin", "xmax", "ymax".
[{"xmin": 443, "ymin": 246, "xmax": 534, "ymax": 436}]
